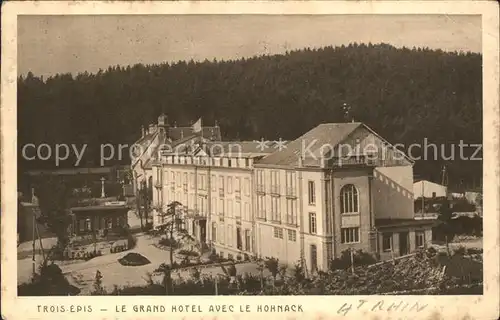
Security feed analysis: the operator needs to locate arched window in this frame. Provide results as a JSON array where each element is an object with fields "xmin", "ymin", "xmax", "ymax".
[{"xmin": 340, "ymin": 184, "xmax": 359, "ymax": 214}]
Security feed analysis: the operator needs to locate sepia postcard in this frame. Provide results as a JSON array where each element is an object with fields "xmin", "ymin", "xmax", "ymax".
[{"xmin": 1, "ymin": 1, "xmax": 499, "ymax": 319}]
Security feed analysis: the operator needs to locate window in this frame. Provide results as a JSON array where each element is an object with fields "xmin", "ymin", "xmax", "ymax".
[
  {"xmin": 273, "ymin": 227, "xmax": 283, "ymax": 239},
  {"xmin": 271, "ymin": 196, "xmax": 280, "ymax": 222},
  {"xmin": 235, "ymin": 201, "xmax": 241, "ymax": 218},
  {"xmin": 190, "ymin": 173, "xmax": 195, "ymax": 189},
  {"xmin": 183, "ymin": 173, "xmax": 188, "ymax": 192},
  {"xmin": 288, "ymin": 229, "xmax": 297, "ymax": 242},
  {"xmin": 286, "ymin": 199, "xmax": 297, "ymax": 225},
  {"xmin": 199, "ymin": 196, "xmax": 206, "ymax": 215},
  {"xmin": 157, "ymin": 168, "xmax": 163, "ymax": 185},
  {"xmin": 244, "ymin": 178, "xmax": 250, "ymax": 196},
  {"xmin": 227, "ymin": 199, "xmax": 233, "ymax": 218},
  {"xmin": 256, "ymin": 170, "xmax": 265, "ymax": 192},
  {"xmin": 245, "ymin": 158, "xmax": 250, "ymax": 167},
  {"xmin": 228, "ymin": 159, "xmax": 232, "ymax": 167},
  {"xmin": 432, "ymin": 192, "xmax": 436, "ymax": 198},
  {"xmin": 244, "ymin": 202, "xmax": 250, "ymax": 221},
  {"xmin": 310, "ymin": 245, "xmax": 318, "ymax": 272},
  {"xmin": 271, "ymin": 170, "xmax": 279, "ymax": 194},
  {"xmin": 227, "ymin": 177, "xmax": 233, "ymax": 194},
  {"xmin": 415, "ymin": 231, "xmax": 425, "ymax": 248},
  {"xmin": 340, "ymin": 184, "xmax": 359, "ymax": 214},
  {"xmin": 171, "ymin": 172, "xmax": 175, "ymax": 190},
  {"xmin": 308, "ymin": 181, "xmax": 316, "ymax": 204},
  {"xmin": 189, "ymin": 194, "xmax": 194, "ymax": 209},
  {"xmin": 257, "ymin": 195, "xmax": 266, "ymax": 219},
  {"xmin": 236, "ymin": 227, "xmax": 242, "ymax": 250},
  {"xmin": 382, "ymin": 233, "xmax": 393, "ymax": 251},
  {"xmin": 227, "ymin": 225, "xmax": 233, "ymax": 247},
  {"xmin": 219, "ymin": 223, "xmax": 224, "ymax": 244},
  {"xmin": 285, "ymin": 171, "xmax": 296, "ymax": 196},
  {"xmin": 235, "ymin": 177, "xmax": 241, "ymax": 196},
  {"xmin": 341, "ymin": 227, "xmax": 360, "ymax": 244},
  {"xmin": 212, "ymin": 223, "xmax": 217, "ymax": 242},
  {"xmin": 211, "ymin": 197, "xmax": 217, "ymax": 215},
  {"xmin": 309, "ymin": 213, "xmax": 317, "ymax": 234},
  {"xmin": 219, "ymin": 176, "xmax": 225, "ymax": 196},
  {"xmin": 245, "ymin": 229, "xmax": 251, "ymax": 251},
  {"xmin": 211, "ymin": 175, "xmax": 216, "ymax": 192},
  {"xmin": 86, "ymin": 218, "xmax": 92, "ymax": 231},
  {"xmin": 219, "ymin": 199, "xmax": 224, "ymax": 216}
]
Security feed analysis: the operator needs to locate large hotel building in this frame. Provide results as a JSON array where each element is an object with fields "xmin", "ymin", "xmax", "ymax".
[{"xmin": 134, "ymin": 116, "xmax": 434, "ymax": 272}]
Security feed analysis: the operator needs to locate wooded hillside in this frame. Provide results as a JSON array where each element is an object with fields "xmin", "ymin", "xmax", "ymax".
[{"xmin": 18, "ymin": 43, "xmax": 482, "ymax": 188}]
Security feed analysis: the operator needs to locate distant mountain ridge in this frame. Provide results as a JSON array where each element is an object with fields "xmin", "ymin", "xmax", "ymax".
[{"xmin": 17, "ymin": 42, "xmax": 482, "ymax": 188}]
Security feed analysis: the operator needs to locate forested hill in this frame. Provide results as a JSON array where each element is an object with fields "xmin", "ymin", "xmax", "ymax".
[{"xmin": 18, "ymin": 43, "xmax": 482, "ymax": 188}]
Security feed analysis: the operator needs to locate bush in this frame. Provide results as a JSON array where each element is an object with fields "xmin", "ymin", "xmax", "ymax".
[
  {"xmin": 329, "ymin": 250, "xmax": 377, "ymax": 271},
  {"xmin": 178, "ymin": 249, "xmax": 199, "ymax": 257},
  {"xmin": 118, "ymin": 253, "xmax": 151, "ymax": 266},
  {"xmin": 159, "ymin": 237, "xmax": 178, "ymax": 248},
  {"xmin": 18, "ymin": 263, "xmax": 81, "ymax": 296},
  {"xmin": 144, "ymin": 222, "xmax": 153, "ymax": 231}
]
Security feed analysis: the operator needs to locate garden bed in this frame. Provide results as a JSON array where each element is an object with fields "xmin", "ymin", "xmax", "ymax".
[{"xmin": 118, "ymin": 253, "xmax": 151, "ymax": 266}]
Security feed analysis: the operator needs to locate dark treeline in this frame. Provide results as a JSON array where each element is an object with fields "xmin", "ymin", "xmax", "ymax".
[{"xmin": 18, "ymin": 43, "xmax": 482, "ymax": 189}]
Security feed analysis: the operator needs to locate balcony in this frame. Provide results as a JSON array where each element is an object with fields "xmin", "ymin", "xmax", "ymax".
[
  {"xmin": 256, "ymin": 184, "xmax": 265, "ymax": 194},
  {"xmin": 285, "ymin": 187, "xmax": 296, "ymax": 198},
  {"xmin": 270, "ymin": 185, "xmax": 280, "ymax": 195},
  {"xmin": 329, "ymin": 155, "xmax": 379, "ymax": 168}
]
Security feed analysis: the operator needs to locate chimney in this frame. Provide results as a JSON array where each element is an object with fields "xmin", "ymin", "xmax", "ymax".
[
  {"xmin": 158, "ymin": 113, "xmax": 167, "ymax": 127},
  {"xmin": 141, "ymin": 126, "xmax": 145, "ymax": 138}
]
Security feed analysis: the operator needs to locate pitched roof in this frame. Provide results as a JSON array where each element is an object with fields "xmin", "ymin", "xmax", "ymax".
[
  {"xmin": 168, "ymin": 126, "xmax": 221, "ymax": 141},
  {"xmin": 205, "ymin": 141, "xmax": 276, "ymax": 157},
  {"xmin": 256, "ymin": 122, "xmax": 362, "ymax": 166}
]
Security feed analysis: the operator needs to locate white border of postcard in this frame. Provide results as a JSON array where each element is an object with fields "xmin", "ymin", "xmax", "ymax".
[{"xmin": 2, "ymin": 1, "xmax": 499, "ymax": 319}]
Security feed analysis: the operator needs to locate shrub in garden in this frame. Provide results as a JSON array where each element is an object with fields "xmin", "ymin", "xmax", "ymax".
[
  {"xmin": 177, "ymin": 249, "xmax": 199, "ymax": 257},
  {"xmin": 329, "ymin": 249, "xmax": 377, "ymax": 271},
  {"xmin": 159, "ymin": 237, "xmax": 178, "ymax": 248},
  {"xmin": 18, "ymin": 263, "xmax": 81, "ymax": 296},
  {"xmin": 118, "ymin": 253, "xmax": 151, "ymax": 266}
]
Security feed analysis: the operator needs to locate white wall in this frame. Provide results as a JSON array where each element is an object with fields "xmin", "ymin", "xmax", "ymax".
[{"xmin": 413, "ymin": 180, "xmax": 447, "ymax": 198}]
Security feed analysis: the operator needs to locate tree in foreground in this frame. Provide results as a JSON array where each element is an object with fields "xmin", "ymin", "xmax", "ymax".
[
  {"xmin": 35, "ymin": 176, "xmax": 72, "ymax": 263},
  {"xmin": 437, "ymin": 198, "xmax": 455, "ymax": 255},
  {"xmin": 156, "ymin": 201, "xmax": 194, "ymax": 265}
]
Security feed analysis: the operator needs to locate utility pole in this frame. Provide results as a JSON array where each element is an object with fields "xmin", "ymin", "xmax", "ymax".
[
  {"xmin": 421, "ymin": 180, "xmax": 425, "ymax": 214},
  {"xmin": 32, "ymin": 210, "xmax": 36, "ymax": 278}
]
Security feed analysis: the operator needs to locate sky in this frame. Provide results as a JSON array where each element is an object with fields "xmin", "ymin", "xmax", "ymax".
[{"xmin": 18, "ymin": 14, "xmax": 481, "ymax": 77}]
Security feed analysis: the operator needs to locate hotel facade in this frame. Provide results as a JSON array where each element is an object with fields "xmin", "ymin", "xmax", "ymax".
[{"xmin": 149, "ymin": 122, "xmax": 434, "ymax": 272}]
